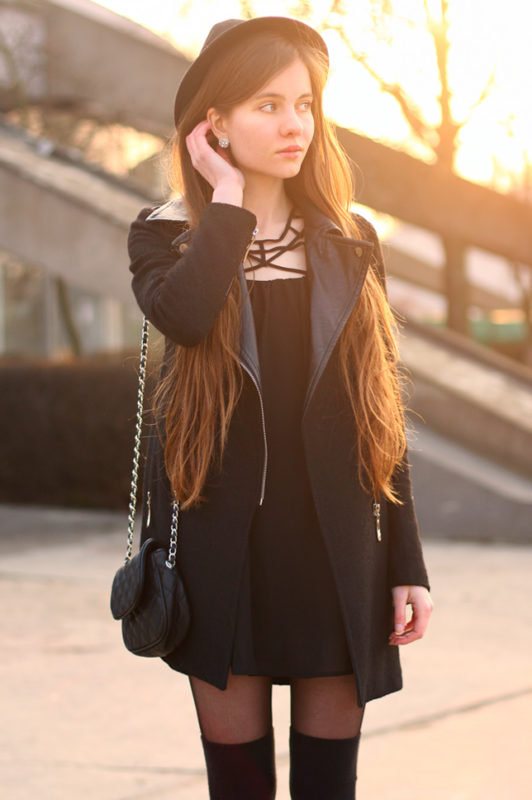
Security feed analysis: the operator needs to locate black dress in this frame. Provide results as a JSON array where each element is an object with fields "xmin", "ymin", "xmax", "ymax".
[{"xmin": 230, "ymin": 210, "xmax": 353, "ymax": 684}]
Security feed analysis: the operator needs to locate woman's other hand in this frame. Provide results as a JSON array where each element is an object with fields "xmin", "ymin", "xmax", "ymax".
[
  {"xmin": 186, "ymin": 120, "xmax": 245, "ymax": 201},
  {"xmin": 388, "ymin": 585, "xmax": 433, "ymax": 646}
]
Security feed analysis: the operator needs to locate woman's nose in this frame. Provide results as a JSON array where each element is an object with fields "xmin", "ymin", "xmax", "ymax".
[{"xmin": 280, "ymin": 107, "xmax": 304, "ymax": 135}]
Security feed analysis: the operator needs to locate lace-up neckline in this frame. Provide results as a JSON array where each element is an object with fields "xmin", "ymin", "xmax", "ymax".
[{"xmin": 244, "ymin": 207, "xmax": 306, "ymax": 281}]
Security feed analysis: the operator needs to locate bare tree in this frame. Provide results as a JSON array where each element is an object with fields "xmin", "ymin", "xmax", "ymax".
[
  {"xmin": 318, "ymin": 0, "xmax": 503, "ymax": 335},
  {"xmin": 489, "ymin": 107, "xmax": 532, "ymax": 361}
]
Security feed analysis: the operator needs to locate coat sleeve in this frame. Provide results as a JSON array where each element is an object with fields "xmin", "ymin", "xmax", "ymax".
[
  {"xmin": 354, "ymin": 214, "xmax": 431, "ymax": 592},
  {"xmin": 128, "ymin": 201, "xmax": 258, "ymax": 346}
]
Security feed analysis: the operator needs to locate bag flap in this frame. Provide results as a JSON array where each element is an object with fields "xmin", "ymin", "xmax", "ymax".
[{"xmin": 110, "ymin": 538, "xmax": 157, "ymax": 620}]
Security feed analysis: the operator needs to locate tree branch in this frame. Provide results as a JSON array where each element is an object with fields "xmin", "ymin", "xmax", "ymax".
[{"xmin": 322, "ymin": 21, "xmax": 436, "ymax": 148}]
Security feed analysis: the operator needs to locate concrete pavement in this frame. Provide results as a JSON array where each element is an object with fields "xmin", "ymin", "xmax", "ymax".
[{"xmin": 0, "ymin": 502, "xmax": 530, "ymax": 799}]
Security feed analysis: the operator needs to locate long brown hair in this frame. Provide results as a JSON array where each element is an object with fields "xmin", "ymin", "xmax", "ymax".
[{"xmin": 154, "ymin": 29, "xmax": 410, "ymax": 510}]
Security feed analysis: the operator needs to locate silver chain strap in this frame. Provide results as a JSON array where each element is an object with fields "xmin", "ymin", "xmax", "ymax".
[{"xmin": 125, "ymin": 316, "xmax": 179, "ymax": 569}]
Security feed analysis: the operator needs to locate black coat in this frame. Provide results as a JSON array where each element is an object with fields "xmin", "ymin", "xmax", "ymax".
[{"xmin": 127, "ymin": 194, "xmax": 430, "ymax": 705}]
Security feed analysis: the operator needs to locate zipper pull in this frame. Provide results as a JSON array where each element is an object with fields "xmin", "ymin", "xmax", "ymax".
[
  {"xmin": 372, "ymin": 499, "xmax": 382, "ymax": 541},
  {"xmin": 242, "ymin": 226, "xmax": 259, "ymax": 265},
  {"xmin": 146, "ymin": 490, "xmax": 151, "ymax": 527}
]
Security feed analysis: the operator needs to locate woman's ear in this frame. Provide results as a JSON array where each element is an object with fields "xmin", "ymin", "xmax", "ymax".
[{"xmin": 206, "ymin": 107, "xmax": 227, "ymax": 140}]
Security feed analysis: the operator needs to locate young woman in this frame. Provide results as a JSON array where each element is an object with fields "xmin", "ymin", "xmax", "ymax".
[{"xmin": 127, "ymin": 16, "xmax": 433, "ymax": 799}]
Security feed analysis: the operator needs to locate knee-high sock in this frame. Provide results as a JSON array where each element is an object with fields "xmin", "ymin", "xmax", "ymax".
[
  {"xmin": 289, "ymin": 725, "xmax": 360, "ymax": 800},
  {"xmin": 201, "ymin": 725, "xmax": 276, "ymax": 799}
]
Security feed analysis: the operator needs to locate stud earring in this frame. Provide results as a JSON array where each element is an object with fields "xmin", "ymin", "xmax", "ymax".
[{"xmin": 218, "ymin": 137, "xmax": 229, "ymax": 149}]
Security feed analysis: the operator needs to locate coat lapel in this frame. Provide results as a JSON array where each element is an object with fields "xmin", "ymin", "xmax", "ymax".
[
  {"xmin": 294, "ymin": 195, "xmax": 375, "ymax": 416},
  {"xmin": 145, "ymin": 196, "xmax": 375, "ymax": 413},
  {"xmin": 236, "ymin": 265, "xmax": 262, "ymax": 391}
]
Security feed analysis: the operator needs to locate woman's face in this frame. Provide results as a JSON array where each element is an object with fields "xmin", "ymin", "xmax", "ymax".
[{"xmin": 210, "ymin": 57, "xmax": 315, "ymax": 181}]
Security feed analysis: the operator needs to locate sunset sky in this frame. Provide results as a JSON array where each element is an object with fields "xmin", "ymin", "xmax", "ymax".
[{"xmin": 94, "ymin": 0, "xmax": 532, "ymax": 197}]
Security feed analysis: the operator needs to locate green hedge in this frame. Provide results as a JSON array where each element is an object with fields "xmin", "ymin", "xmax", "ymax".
[{"xmin": 0, "ymin": 352, "xmax": 160, "ymax": 510}]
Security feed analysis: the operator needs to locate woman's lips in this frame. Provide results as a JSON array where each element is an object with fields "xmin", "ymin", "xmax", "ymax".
[{"xmin": 277, "ymin": 147, "xmax": 303, "ymax": 158}]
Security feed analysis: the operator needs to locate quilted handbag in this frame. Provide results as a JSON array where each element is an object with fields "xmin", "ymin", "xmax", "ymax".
[{"xmin": 110, "ymin": 316, "xmax": 190, "ymax": 657}]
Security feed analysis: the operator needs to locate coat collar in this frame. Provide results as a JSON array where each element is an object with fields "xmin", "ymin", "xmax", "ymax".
[
  {"xmin": 146, "ymin": 195, "xmax": 375, "ymax": 417},
  {"xmin": 145, "ymin": 197, "xmax": 188, "ymax": 222}
]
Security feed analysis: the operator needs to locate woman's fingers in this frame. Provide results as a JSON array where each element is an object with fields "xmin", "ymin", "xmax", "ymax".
[
  {"xmin": 186, "ymin": 120, "xmax": 218, "ymax": 179},
  {"xmin": 389, "ymin": 585, "xmax": 434, "ymax": 646},
  {"xmin": 186, "ymin": 119, "xmax": 211, "ymax": 152},
  {"xmin": 185, "ymin": 120, "xmax": 210, "ymax": 167},
  {"xmin": 392, "ymin": 585, "xmax": 408, "ymax": 634},
  {"xmin": 389, "ymin": 618, "xmax": 420, "ymax": 646},
  {"xmin": 185, "ymin": 120, "xmax": 244, "ymax": 191}
]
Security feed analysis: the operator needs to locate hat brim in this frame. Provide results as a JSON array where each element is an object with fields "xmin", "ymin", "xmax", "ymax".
[{"xmin": 174, "ymin": 16, "xmax": 329, "ymax": 128}]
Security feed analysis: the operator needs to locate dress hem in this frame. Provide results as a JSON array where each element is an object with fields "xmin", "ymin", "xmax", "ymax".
[{"xmin": 230, "ymin": 667, "xmax": 354, "ymax": 684}]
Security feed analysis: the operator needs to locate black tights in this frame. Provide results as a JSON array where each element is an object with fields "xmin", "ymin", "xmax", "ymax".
[
  {"xmin": 189, "ymin": 668, "xmax": 365, "ymax": 742},
  {"xmin": 190, "ymin": 668, "xmax": 365, "ymax": 799}
]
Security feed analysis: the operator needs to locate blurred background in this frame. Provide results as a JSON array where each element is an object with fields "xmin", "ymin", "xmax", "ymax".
[{"xmin": 0, "ymin": 2, "xmax": 531, "ymax": 798}]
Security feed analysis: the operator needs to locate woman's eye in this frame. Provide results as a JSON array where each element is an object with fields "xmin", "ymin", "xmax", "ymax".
[{"xmin": 259, "ymin": 100, "xmax": 312, "ymax": 112}]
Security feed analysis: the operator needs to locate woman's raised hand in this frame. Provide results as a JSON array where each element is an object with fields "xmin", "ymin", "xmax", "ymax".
[{"xmin": 185, "ymin": 120, "xmax": 245, "ymax": 196}]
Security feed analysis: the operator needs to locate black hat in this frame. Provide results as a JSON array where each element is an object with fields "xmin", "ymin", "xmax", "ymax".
[{"xmin": 173, "ymin": 16, "xmax": 329, "ymax": 128}]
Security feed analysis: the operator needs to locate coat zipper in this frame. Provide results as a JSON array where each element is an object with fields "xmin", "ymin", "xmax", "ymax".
[
  {"xmin": 146, "ymin": 489, "xmax": 151, "ymax": 526},
  {"xmin": 240, "ymin": 225, "xmax": 268, "ymax": 506},
  {"xmin": 243, "ymin": 225, "xmax": 259, "ymax": 265},
  {"xmin": 372, "ymin": 497, "xmax": 382, "ymax": 541}
]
